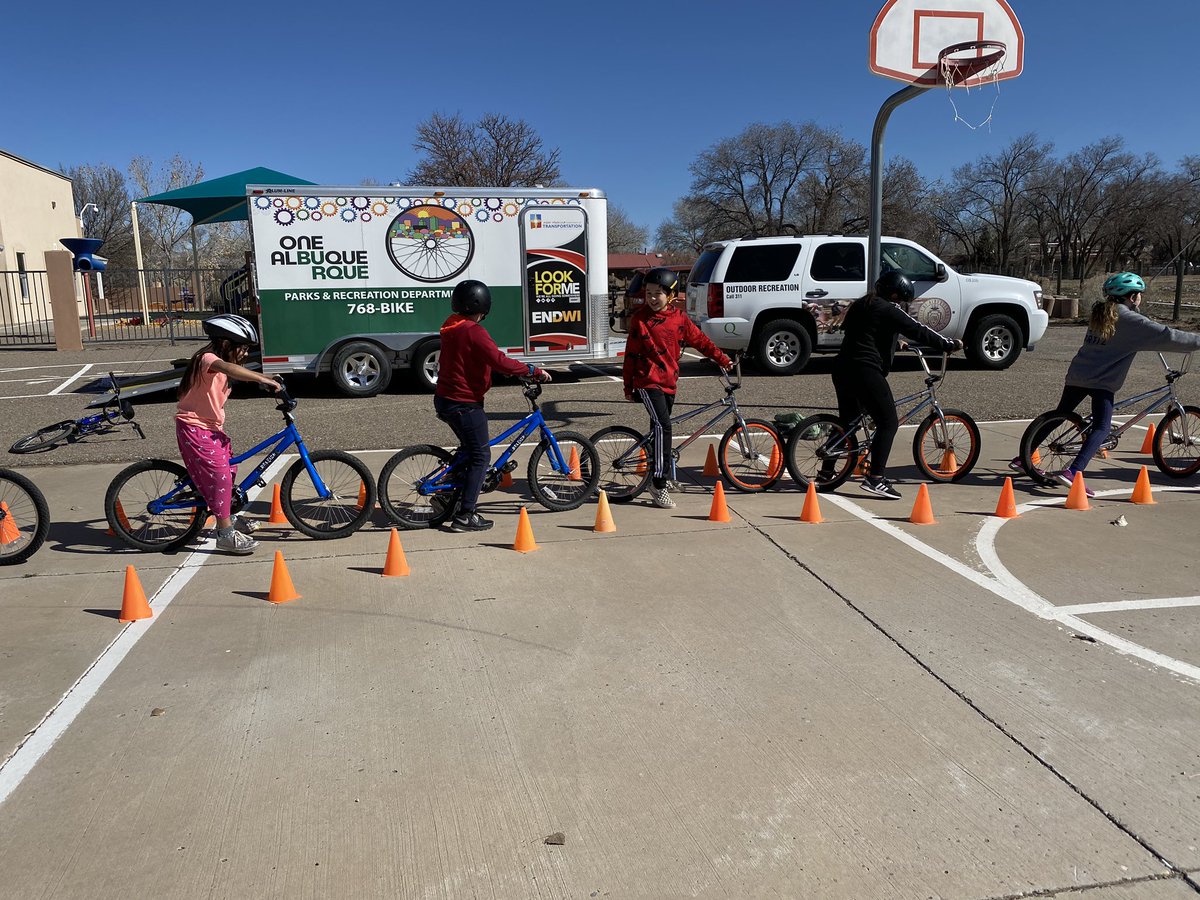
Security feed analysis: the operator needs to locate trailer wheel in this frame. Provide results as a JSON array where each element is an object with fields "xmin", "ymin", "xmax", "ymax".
[
  {"xmin": 331, "ymin": 342, "xmax": 392, "ymax": 397},
  {"xmin": 410, "ymin": 339, "xmax": 440, "ymax": 393}
]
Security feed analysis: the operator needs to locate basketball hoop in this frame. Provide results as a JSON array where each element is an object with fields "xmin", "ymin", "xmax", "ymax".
[{"xmin": 938, "ymin": 40, "xmax": 1008, "ymax": 130}]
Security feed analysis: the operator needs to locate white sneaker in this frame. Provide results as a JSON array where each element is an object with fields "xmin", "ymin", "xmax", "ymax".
[
  {"xmin": 650, "ymin": 487, "xmax": 676, "ymax": 509},
  {"xmin": 215, "ymin": 528, "xmax": 258, "ymax": 555},
  {"xmin": 233, "ymin": 515, "xmax": 260, "ymax": 535}
]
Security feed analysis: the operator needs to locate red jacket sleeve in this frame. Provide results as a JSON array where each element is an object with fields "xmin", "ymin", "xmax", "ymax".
[
  {"xmin": 472, "ymin": 324, "xmax": 531, "ymax": 379},
  {"xmin": 682, "ymin": 316, "xmax": 732, "ymax": 368}
]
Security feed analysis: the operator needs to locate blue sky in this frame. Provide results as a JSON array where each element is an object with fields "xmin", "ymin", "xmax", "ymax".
[{"xmin": 5, "ymin": 1, "xmax": 1194, "ymax": 236}]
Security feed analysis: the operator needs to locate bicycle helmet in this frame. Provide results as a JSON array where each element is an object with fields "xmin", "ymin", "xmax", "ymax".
[
  {"xmin": 1103, "ymin": 271, "xmax": 1146, "ymax": 298},
  {"xmin": 451, "ymin": 279, "xmax": 492, "ymax": 316},
  {"xmin": 643, "ymin": 267, "xmax": 680, "ymax": 293},
  {"xmin": 875, "ymin": 270, "xmax": 915, "ymax": 304},
  {"xmin": 202, "ymin": 313, "xmax": 258, "ymax": 345}
]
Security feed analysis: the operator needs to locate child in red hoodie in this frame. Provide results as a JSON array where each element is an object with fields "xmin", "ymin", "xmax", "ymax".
[
  {"xmin": 622, "ymin": 268, "xmax": 731, "ymax": 508},
  {"xmin": 435, "ymin": 280, "xmax": 550, "ymax": 532}
]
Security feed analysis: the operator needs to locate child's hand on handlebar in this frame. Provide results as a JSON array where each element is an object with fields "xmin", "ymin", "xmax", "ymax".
[{"xmin": 537, "ymin": 369, "xmax": 552, "ymax": 383}]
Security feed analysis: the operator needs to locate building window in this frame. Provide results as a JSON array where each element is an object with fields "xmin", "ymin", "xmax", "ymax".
[{"xmin": 16, "ymin": 252, "xmax": 29, "ymax": 302}]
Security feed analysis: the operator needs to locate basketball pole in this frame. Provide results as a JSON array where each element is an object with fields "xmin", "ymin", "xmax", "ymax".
[{"xmin": 868, "ymin": 84, "xmax": 930, "ymax": 287}]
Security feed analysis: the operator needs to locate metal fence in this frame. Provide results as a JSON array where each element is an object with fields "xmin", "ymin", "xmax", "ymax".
[{"xmin": 0, "ymin": 270, "xmax": 54, "ymax": 347}]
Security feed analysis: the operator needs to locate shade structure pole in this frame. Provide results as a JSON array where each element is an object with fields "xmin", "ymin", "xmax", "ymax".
[{"xmin": 131, "ymin": 202, "xmax": 149, "ymax": 321}]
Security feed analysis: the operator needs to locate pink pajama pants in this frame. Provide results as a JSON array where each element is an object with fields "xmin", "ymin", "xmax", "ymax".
[{"xmin": 176, "ymin": 421, "xmax": 237, "ymax": 519}]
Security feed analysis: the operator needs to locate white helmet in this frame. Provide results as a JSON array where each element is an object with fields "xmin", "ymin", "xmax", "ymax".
[{"xmin": 203, "ymin": 314, "xmax": 258, "ymax": 346}]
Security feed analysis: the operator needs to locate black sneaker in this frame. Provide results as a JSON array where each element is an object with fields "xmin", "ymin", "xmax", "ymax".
[
  {"xmin": 448, "ymin": 511, "xmax": 494, "ymax": 532},
  {"xmin": 860, "ymin": 476, "xmax": 902, "ymax": 499}
]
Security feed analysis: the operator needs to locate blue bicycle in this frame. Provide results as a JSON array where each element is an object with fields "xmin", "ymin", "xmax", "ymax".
[
  {"xmin": 104, "ymin": 384, "xmax": 376, "ymax": 552},
  {"xmin": 10, "ymin": 371, "xmax": 145, "ymax": 453},
  {"xmin": 378, "ymin": 380, "xmax": 600, "ymax": 529}
]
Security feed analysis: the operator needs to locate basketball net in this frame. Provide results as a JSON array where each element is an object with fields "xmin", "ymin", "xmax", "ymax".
[{"xmin": 940, "ymin": 46, "xmax": 1007, "ymax": 131}]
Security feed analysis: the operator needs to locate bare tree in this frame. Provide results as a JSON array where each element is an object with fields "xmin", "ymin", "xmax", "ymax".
[
  {"xmin": 656, "ymin": 197, "xmax": 744, "ymax": 254},
  {"xmin": 608, "ymin": 205, "xmax": 649, "ymax": 253},
  {"xmin": 64, "ymin": 163, "xmax": 135, "ymax": 267},
  {"xmin": 129, "ymin": 155, "xmax": 205, "ymax": 268},
  {"xmin": 408, "ymin": 113, "xmax": 561, "ymax": 187},
  {"xmin": 789, "ymin": 130, "xmax": 867, "ymax": 234}
]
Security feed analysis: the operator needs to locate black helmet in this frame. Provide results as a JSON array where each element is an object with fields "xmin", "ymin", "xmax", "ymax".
[
  {"xmin": 203, "ymin": 313, "xmax": 258, "ymax": 345},
  {"xmin": 451, "ymin": 279, "xmax": 492, "ymax": 316},
  {"xmin": 875, "ymin": 270, "xmax": 914, "ymax": 304},
  {"xmin": 643, "ymin": 267, "xmax": 680, "ymax": 293}
]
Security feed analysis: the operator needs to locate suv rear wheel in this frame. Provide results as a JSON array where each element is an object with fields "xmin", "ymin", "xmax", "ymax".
[
  {"xmin": 752, "ymin": 319, "xmax": 812, "ymax": 375},
  {"xmin": 967, "ymin": 313, "xmax": 1022, "ymax": 370}
]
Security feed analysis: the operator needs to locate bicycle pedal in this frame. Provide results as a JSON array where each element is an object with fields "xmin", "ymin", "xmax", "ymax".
[
  {"xmin": 255, "ymin": 478, "xmax": 266, "ymax": 489},
  {"xmin": 501, "ymin": 460, "xmax": 518, "ymax": 473}
]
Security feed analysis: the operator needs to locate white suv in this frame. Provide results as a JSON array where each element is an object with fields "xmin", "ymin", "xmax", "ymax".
[{"xmin": 685, "ymin": 235, "xmax": 1047, "ymax": 374}]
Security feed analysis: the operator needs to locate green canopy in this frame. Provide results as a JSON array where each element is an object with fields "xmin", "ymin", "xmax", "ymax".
[{"xmin": 136, "ymin": 166, "xmax": 316, "ymax": 225}]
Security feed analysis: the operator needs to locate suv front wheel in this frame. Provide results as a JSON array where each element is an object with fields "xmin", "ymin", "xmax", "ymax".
[
  {"xmin": 967, "ymin": 313, "xmax": 1022, "ymax": 370},
  {"xmin": 752, "ymin": 319, "xmax": 812, "ymax": 376}
]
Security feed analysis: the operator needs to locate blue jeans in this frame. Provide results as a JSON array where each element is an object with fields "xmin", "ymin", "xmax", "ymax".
[
  {"xmin": 1057, "ymin": 385, "xmax": 1115, "ymax": 472},
  {"xmin": 433, "ymin": 396, "xmax": 490, "ymax": 514}
]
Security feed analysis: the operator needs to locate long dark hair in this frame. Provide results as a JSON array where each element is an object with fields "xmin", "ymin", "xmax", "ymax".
[{"xmin": 179, "ymin": 338, "xmax": 241, "ymax": 397}]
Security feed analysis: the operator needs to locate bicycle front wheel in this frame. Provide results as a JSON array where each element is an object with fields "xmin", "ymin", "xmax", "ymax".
[
  {"xmin": 10, "ymin": 421, "xmax": 77, "ymax": 454},
  {"xmin": 378, "ymin": 445, "xmax": 460, "ymax": 529},
  {"xmin": 590, "ymin": 425, "xmax": 651, "ymax": 502},
  {"xmin": 105, "ymin": 459, "xmax": 205, "ymax": 552},
  {"xmin": 527, "ymin": 430, "xmax": 600, "ymax": 511},
  {"xmin": 281, "ymin": 450, "xmax": 375, "ymax": 539},
  {"xmin": 719, "ymin": 418, "xmax": 784, "ymax": 492},
  {"xmin": 913, "ymin": 409, "xmax": 981, "ymax": 482},
  {"xmin": 785, "ymin": 414, "xmax": 857, "ymax": 492},
  {"xmin": 1153, "ymin": 406, "xmax": 1200, "ymax": 478},
  {"xmin": 1020, "ymin": 411, "xmax": 1086, "ymax": 484},
  {"xmin": 0, "ymin": 469, "xmax": 50, "ymax": 565}
]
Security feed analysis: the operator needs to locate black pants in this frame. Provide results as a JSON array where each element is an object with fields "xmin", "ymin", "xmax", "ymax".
[
  {"xmin": 832, "ymin": 364, "xmax": 898, "ymax": 478},
  {"xmin": 433, "ymin": 396, "xmax": 490, "ymax": 514},
  {"xmin": 635, "ymin": 388, "xmax": 675, "ymax": 489}
]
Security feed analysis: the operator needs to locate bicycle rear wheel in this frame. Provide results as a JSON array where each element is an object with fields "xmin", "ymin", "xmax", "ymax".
[
  {"xmin": 0, "ymin": 468, "xmax": 50, "ymax": 565},
  {"xmin": 10, "ymin": 421, "xmax": 77, "ymax": 454},
  {"xmin": 719, "ymin": 418, "xmax": 784, "ymax": 492},
  {"xmin": 1019, "ymin": 411, "xmax": 1086, "ymax": 484},
  {"xmin": 913, "ymin": 409, "xmax": 981, "ymax": 483},
  {"xmin": 281, "ymin": 450, "xmax": 375, "ymax": 539},
  {"xmin": 105, "ymin": 459, "xmax": 206, "ymax": 552},
  {"xmin": 784, "ymin": 414, "xmax": 857, "ymax": 491},
  {"xmin": 1152, "ymin": 406, "xmax": 1200, "ymax": 478},
  {"xmin": 590, "ymin": 425, "xmax": 651, "ymax": 502},
  {"xmin": 378, "ymin": 445, "xmax": 460, "ymax": 529},
  {"xmin": 527, "ymin": 430, "xmax": 600, "ymax": 511}
]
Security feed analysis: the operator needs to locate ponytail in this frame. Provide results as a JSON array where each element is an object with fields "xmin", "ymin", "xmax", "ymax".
[
  {"xmin": 1088, "ymin": 301, "xmax": 1120, "ymax": 342},
  {"xmin": 178, "ymin": 338, "xmax": 239, "ymax": 397}
]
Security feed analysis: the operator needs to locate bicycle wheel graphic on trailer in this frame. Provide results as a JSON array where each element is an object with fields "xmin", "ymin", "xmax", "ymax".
[{"xmin": 386, "ymin": 205, "xmax": 474, "ymax": 283}]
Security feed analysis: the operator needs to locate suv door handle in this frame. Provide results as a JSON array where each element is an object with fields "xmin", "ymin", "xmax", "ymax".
[{"xmin": 805, "ymin": 290, "xmax": 828, "ymax": 299}]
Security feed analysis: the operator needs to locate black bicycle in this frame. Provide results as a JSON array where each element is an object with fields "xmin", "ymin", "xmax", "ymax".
[
  {"xmin": 9, "ymin": 372, "xmax": 145, "ymax": 454},
  {"xmin": 0, "ymin": 468, "xmax": 49, "ymax": 565}
]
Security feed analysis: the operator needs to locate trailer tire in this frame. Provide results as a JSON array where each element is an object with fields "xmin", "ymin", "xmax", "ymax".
[
  {"xmin": 410, "ymin": 339, "xmax": 440, "ymax": 393},
  {"xmin": 331, "ymin": 342, "xmax": 392, "ymax": 397}
]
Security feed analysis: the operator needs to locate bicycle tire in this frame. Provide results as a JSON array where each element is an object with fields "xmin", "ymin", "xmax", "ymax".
[
  {"xmin": 105, "ymin": 459, "xmax": 206, "ymax": 553},
  {"xmin": 1152, "ymin": 405, "xmax": 1200, "ymax": 478},
  {"xmin": 378, "ymin": 445, "xmax": 460, "ymax": 529},
  {"xmin": 590, "ymin": 425, "xmax": 651, "ymax": 502},
  {"xmin": 718, "ymin": 418, "xmax": 784, "ymax": 492},
  {"xmin": 1019, "ymin": 411, "xmax": 1086, "ymax": 484},
  {"xmin": 527, "ymin": 430, "xmax": 600, "ymax": 511},
  {"xmin": 0, "ymin": 468, "xmax": 50, "ymax": 565},
  {"xmin": 912, "ymin": 409, "xmax": 981, "ymax": 483},
  {"xmin": 784, "ymin": 414, "xmax": 858, "ymax": 492},
  {"xmin": 280, "ymin": 450, "xmax": 376, "ymax": 539},
  {"xmin": 9, "ymin": 421, "xmax": 77, "ymax": 454}
]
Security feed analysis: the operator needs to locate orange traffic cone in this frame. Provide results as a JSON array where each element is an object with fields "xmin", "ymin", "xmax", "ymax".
[
  {"xmin": 0, "ymin": 501, "xmax": 21, "ymax": 545},
  {"xmin": 1099, "ymin": 449, "xmax": 1109, "ymax": 460},
  {"xmin": 768, "ymin": 443, "xmax": 783, "ymax": 479},
  {"xmin": 118, "ymin": 565, "xmax": 152, "ymax": 622},
  {"xmin": 1065, "ymin": 471, "xmax": 1091, "ymax": 511},
  {"xmin": 703, "ymin": 444, "xmax": 720, "ymax": 477},
  {"xmin": 500, "ymin": 470, "xmax": 514, "ymax": 488},
  {"xmin": 106, "ymin": 499, "xmax": 133, "ymax": 537},
  {"xmin": 708, "ymin": 481, "xmax": 731, "ymax": 523},
  {"xmin": 567, "ymin": 445, "xmax": 582, "ymax": 481},
  {"xmin": 938, "ymin": 449, "xmax": 958, "ymax": 475},
  {"xmin": 799, "ymin": 482, "xmax": 823, "ymax": 524},
  {"xmin": 594, "ymin": 490, "xmax": 616, "ymax": 533},
  {"xmin": 356, "ymin": 481, "xmax": 369, "ymax": 511},
  {"xmin": 513, "ymin": 506, "xmax": 539, "ymax": 553},
  {"xmin": 994, "ymin": 477, "xmax": 1019, "ymax": 519},
  {"xmin": 1130, "ymin": 465, "xmax": 1155, "ymax": 505},
  {"xmin": 1031, "ymin": 448, "xmax": 1041, "ymax": 466},
  {"xmin": 634, "ymin": 448, "xmax": 648, "ymax": 476},
  {"xmin": 268, "ymin": 483, "xmax": 289, "ymax": 526},
  {"xmin": 382, "ymin": 528, "xmax": 410, "ymax": 576},
  {"xmin": 909, "ymin": 484, "xmax": 937, "ymax": 525},
  {"xmin": 267, "ymin": 550, "xmax": 300, "ymax": 603},
  {"xmin": 1140, "ymin": 423, "xmax": 1156, "ymax": 454},
  {"xmin": 854, "ymin": 455, "xmax": 869, "ymax": 476}
]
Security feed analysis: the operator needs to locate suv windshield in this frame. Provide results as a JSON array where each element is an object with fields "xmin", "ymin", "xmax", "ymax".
[
  {"xmin": 723, "ymin": 244, "xmax": 802, "ymax": 283},
  {"xmin": 689, "ymin": 249, "xmax": 723, "ymax": 285}
]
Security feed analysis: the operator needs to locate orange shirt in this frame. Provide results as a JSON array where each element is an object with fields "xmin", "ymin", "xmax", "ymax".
[{"xmin": 175, "ymin": 353, "xmax": 231, "ymax": 430}]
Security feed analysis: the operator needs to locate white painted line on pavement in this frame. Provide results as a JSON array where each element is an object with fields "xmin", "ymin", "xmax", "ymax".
[
  {"xmin": 570, "ymin": 360, "xmax": 622, "ymax": 382},
  {"xmin": 48, "ymin": 364, "xmax": 93, "ymax": 396},
  {"xmin": 1054, "ymin": 596, "xmax": 1200, "ymax": 616},
  {"xmin": 0, "ymin": 359, "xmax": 179, "ymax": 374},
  {"xmin": 0, "ymin": 456, "xmax": 293, "ymax": 809}
]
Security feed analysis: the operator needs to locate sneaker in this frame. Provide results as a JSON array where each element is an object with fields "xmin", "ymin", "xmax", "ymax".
[
  {"xmin": 1010, "ymin": 456, "xmax": 1048, "ymax": 480},
  {"xmin": 860, "ymin": 476, "xmax": 902, "ymax": 499},
  {"xmin": 449, "ymin": 511, "xmax": 494, "ymax": 533},
  {"xmin": 215, "ymin": 528, "xmax": 258, "ymax": 555},
  {"xmin": 232, "ymin": 515, "xmax": 260, "ymax": 535},
  {"xmin": 650, "ymin": 487, "xmax": 676, "ymax": 509},
  {"xmin": 1056, "ymin": 468, "xmax": 1095, "ymax": 498}
]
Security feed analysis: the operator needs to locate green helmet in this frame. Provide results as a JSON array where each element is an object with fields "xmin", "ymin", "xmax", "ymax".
[{"xmin": 1102, "ymin": 271, "xmax": 1145, "ymax": 298}]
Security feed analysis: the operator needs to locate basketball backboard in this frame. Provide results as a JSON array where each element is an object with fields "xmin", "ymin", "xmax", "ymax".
[{"xmin": 869, "ymin": 0, "xmax": 1024, "ymax": 88}]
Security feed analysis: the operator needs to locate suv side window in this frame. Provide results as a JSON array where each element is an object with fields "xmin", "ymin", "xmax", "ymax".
[
  {"xmin": 809, "ymin": 242, "xmax": 865, "ymax": 282},
  {"xmin": 723, "ymin": 244, "xmax": 802, "ymax": 282},
  {"xmin": 881, "ymin": 242, "xmax": 939, "ymax": 281}
]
